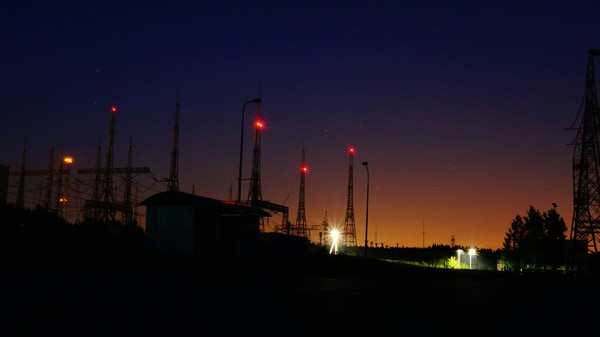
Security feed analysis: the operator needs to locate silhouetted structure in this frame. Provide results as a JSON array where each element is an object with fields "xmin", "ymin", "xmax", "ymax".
[
  {"xmin": 244, "ymin": 99, "xmax": 290, "ymax": 233},
  {"xmin": 168, "ymin": 102, "xmax": 180, "ymax": 192},
  {"xmin": 102, "ymin": 106, "xmax": 117, "ymax": 221},
  {"xmin": 293, "ymin": 147, "xmax": 308, "ymax": 238},
  {"xmin": 343, "ymin": 147, "xmax": 357, "ymax": 246},
  {"xmin": 247, "ymin": 101, "xmax": 263, "ymax": 205},
  {"xmin": 9, "ymin": 146, "xmax": 70, "ymax": 211},
  {"xmin": 77, "ymin": 106, "xmax": 150, "ymax": 224},
  {"xmin": 320, "ymin": 210, "xmax": 329, "ymax": 245},
  {"xmin": 570, "ymin": 48, "xmax": 600, "ymax": 256},
  {"xmin": 0, "ymin": 164, "xmax": 8, "ymax": 204},
  {"xmin": 142, "ymin": 190, "xmax": 270, "ymax": 260}
]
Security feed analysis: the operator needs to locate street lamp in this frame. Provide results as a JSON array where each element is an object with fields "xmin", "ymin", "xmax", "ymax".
[
  {"xmin": 237, "ymin": 98, "xmax": 262, "ymax": 204},
  {"xmin": 468, "ymin": 248, "xmax": 476, "ymax": 270},
  {"xmin": 362, "ymin": 161, "xmax": 369, "ymax": 258}
]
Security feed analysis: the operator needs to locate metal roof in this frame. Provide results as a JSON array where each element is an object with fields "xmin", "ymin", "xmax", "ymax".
[{"xmin": 140, "ymin": 191, "xmax": 271, "ymax": 217}]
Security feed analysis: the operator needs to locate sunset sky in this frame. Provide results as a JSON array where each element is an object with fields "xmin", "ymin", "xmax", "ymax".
[{"xmin": 2, "ymin": 1, "xmax": 600, "ymax": 250}]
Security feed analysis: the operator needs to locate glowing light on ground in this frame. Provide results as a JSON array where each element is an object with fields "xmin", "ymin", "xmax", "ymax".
[{"xmin": 328, "ymin": 226, "xmax": 341, "ymax": 255}]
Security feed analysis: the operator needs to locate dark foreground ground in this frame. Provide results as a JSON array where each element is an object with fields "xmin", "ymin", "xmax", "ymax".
[{"xmin": 1, "ymin": 255, "xmax": 598, "ymax": 337}]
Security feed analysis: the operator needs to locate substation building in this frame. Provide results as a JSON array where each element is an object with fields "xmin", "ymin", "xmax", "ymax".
[
  {"xmin": 141, "ymin": 190, "xmax": 270, "ymax": 262},
  {"xmin": 0, "ymin": 164, "xmax": 8, "ymax": 204}
]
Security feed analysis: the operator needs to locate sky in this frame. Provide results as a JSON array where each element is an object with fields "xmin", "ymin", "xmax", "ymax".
[{"xmin": 1, "ymin": 0, "xmax": 599, "ymax": 250}]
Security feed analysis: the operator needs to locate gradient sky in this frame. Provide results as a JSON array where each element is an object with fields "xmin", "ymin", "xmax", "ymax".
[{"xmin": 2, "ymin": 0, "xmax": 600, "ymax": 250}]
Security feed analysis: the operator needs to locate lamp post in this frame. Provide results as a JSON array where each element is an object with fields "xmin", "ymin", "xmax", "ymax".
[
  {"xmin": 468, "ymin": 248, "xmax": 476, "ymax": 270},
  {"xmin": 362, "ymin": 161, "xmax": 369, "ymax": 258},
  {"xmin": 457, "ymin": 249, "xmax": 463, "ymax": 269},
  {"xmin": 237, "ymin": 98, "xmax": 262, "ymax": 204}
]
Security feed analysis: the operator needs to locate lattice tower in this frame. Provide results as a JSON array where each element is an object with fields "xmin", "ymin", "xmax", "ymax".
[
  {"xmin": 78, "ymin": 106, "xmax": 150, "ymax": 224},
  {"xmin": 247, "ymin": 101, "xmax": 263, "ymax": 204},
  {"xmin": 343, "ymin": 147, "xmax": 357, "ymax": 246},
  {"xmin": 294, "ymin": 147, "xmax": 308, "ymax": 238},
  {"xmin": 100, "ymin": 106, "xmax": 117, "ymax": 222},
  {"xmin": 571, "ymin": 48, "xmax": 600, "ymax": 255},
  {"xmin": 44, "ymin": 147, "xmax": 54, "ymax": 209},
  {"xmin": 10, "ymin": 147, "xmax": 69, "ymax": 211}
]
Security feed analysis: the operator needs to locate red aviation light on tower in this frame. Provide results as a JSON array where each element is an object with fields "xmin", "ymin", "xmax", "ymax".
[
  {"xmin": 348, "ymin": 146, "xmax": 355, "ymax": 154},
  {"xmin": 111, "ymin": 106, "xmax": 117, "ymax": 113},
  {"xmin": 254, "ymin": 119, "xmax": 264, "ymax": 129},
  {"xmin": 63, "ymin": 156, "xmax": 74, "ymax": 165},
  {"xmin": 301, "ymin": 165, "xmax": 308, "ymax": 173}
]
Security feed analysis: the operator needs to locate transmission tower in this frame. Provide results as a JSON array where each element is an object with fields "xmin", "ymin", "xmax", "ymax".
[
  {"xmin": 44, "ymin": 147, "xmax": 54, "ymax": 209},
  {"xmin": 294, "ymin": 147, "xmax": 309, "ymax": 238},
  {"xmin": 10, "ymin": 146, "xmax": 70, "ymax": 211},
  {"xmin": 15, "ymin": 147, "xmax": 25, "ymax": 208},
  {"xmin": 244, "ymin": 99, "xmax": 290, "ymax": 233},
  {"xmin": 78, "ymin": 106, "xmax": 150, "ymax": 224},
  {"xmin": 343, "ymin": 146, "xmax": 357, "ymax": 246},
  {"xmin": 53, "ymin": 153, "xmax": 73, "ymax": 218},
  {"xmin": 247, "ymin": 101, "xmax": 263, "ymax": 205},
  {"xmin": 91, "ymin": 144, "xmax": 103, "ymax": 221},
  {"xmin": 321, "ymin": 210, "xmax": 329, "ymax": 246},
  {"xmin": 101, "ymin": 105, "xmax": 117, "ymax": 222},
  {"xmin": 168, "ymin": 102, "xmax": 180, "ymax": 192},
  {"xmin": 570, "ymin": 48, "xmax": 600, "ymax": 256},
  {"xmin": 122, "ymin": 141, "xmax": 134, "ymax": 225}
]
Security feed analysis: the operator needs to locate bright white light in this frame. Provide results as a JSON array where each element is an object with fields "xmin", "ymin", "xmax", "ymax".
[
  {"xmin": 468, "ymin": 248, "xmax": 476, "ymax": 269},
  {"xmin": 456, "ymin": 249, "xmax": 464, "ymax": 269},
  {"xmin": 328, "ymin": 227, "xmax": 341, "ymax": 255}
]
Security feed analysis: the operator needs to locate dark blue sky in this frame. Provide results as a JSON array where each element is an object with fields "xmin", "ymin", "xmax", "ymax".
[{"xmin": 2, "ymin": 0, "xmax": 599, "ymax": 248}]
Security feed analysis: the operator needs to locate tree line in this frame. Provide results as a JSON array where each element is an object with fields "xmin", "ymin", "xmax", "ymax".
[{"xmin": 502, "ymin": 205, "xmax": 567, "ymax": 272}]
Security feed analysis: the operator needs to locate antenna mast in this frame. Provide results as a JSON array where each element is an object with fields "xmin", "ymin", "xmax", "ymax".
[
  {"xmin": 294, "ymin": 146, "xmax": 308, "ymax": 238},
  {"xmin": 343, "ymin": 147, "xmax": 357, "ymax": 246}
]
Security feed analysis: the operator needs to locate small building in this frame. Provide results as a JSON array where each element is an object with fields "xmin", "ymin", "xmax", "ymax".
[
  {"xmin": 0, "ymin": 164, "xmax": 8, "ymax": 204},
  {"xmin": 140, "ymin": 191, "xmax": 270, "ymax": 262}
]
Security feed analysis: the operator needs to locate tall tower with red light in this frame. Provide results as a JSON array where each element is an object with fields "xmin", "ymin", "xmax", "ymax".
[
  {"xmin": 99, "ymin": 105, "xmax": 118, "ymax": 222},
  {"xmin": 343, "ymin": 146, "xmax": 357, "ymax": 246},
  {"xmin": 247, "ymin": 101, "xmax": 263, "ymax": 205},
  {"xmin": 294, "ymin": 147, "xmax": 309, "ymax": 238}
]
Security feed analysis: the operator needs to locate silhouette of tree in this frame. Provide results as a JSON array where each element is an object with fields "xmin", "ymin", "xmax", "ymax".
[
  {"xmin": 541, "ymin": 207, "xmax": 567, "ymax": 270},
  {"xmin": 502, "ymin": 205, "xmax": 567, "ymax": 272},
  {"xmin": 523, "ymin": 206, "xmax": 544, "ymax": 269},
  {"xmin": 502, "ymin": 214, "xmax": 526, "ymax": 271}
]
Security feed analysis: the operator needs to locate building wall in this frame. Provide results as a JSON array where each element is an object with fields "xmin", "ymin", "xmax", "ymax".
[
  {"xmin": 145, "ymin": 205, "xmax": 196, "ymax": 255},
  {"xmin": 0, "ymin": 165, "xmax": 7, "ymax": 204}
]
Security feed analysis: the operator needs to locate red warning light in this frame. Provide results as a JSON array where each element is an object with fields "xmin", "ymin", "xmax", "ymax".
[
  {"xmin": 111, "ymin": 106, "xmax": 117, "ymax": 113},
  {"xmin": 254, "ymin": 119, "xmax": 264, "ymax": 129},
  {"xmin": 301, "ymin": 166, "xmax": 308, "ymax": 173},
  {"xmin": 349, "ymin": 147, "xmax": 355, "ymax": 153}
]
